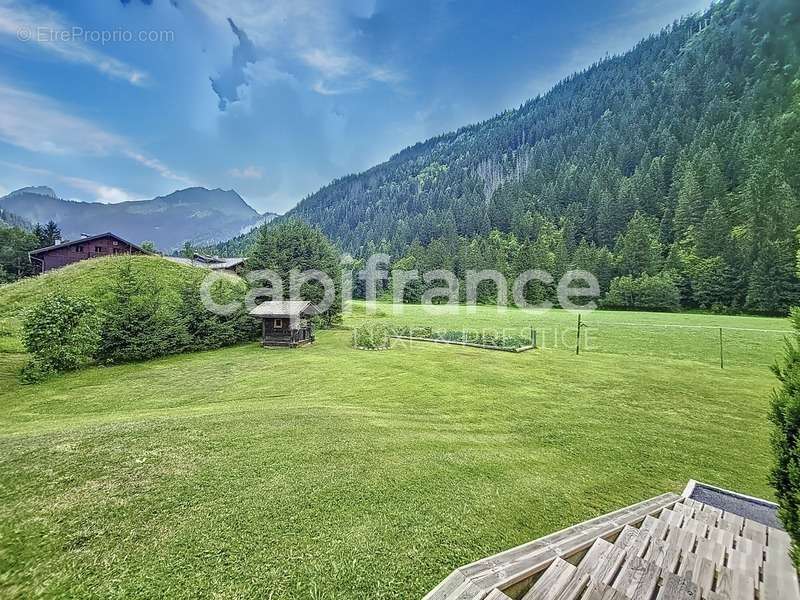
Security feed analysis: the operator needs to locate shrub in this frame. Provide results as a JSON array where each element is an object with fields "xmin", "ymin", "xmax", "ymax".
[
  {"xmin": 175, "ymin": 278, "xmax": 258, "ymax": 352},
  {"xmin": 770, "ymin": 308, "xmax": 800, "ymax": 565},
  {"xmin": 604, "ymin": 272, "xmax": 680, "ymax": 311},
  {"xmin": 21, "ymin": 293, "xmax": 100, "ymax": 382},
  {"xmin": 95, "ymin": 259, "xmax": 184, "ymax": 364},
  {"xmin": 352, "ymin": 321, "xmax": 391, "ymax": 350}
]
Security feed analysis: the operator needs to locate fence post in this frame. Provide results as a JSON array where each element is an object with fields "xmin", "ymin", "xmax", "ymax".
[{"xmin": 576, "ymin": 314, "xmax": 582, "ymax": 355}]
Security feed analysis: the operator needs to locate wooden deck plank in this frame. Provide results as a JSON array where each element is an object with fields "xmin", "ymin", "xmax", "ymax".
[
  {"xmin": 717, "ymin": 517, "xmax": 744, "ymax": 537},
  {"xmin": 673, "ymin": 503, "xmax": 695, "ymax": 519},
  {"xmin": 678, "ymin": 554, "xmax": 715, "ymax": 591},
  {"xmin": 658, "ymin": 508, "xmax": 684, "ymax": 529},
  {"xmin": 767, "ymin": 528, "xmax": 791, "ymax": 553},
  {"xmin": 715, "ymin": 566, "xmax": 755, "ymax": 600},
  {"xmin": 656, "ymin": 572, "xmax": 700, "ymax": 600},
  {"xmin": 639, "ymin": 515, "xmax": 667, "ymax": 541},
  {"xmin": 694, "ymin": 538, "xmax": 725, "ymax": 567},
  {"xmin": 612, "ymin": 556, "xmax": 660, "ymax": 599},
  {"xmin": 484, "ymin": 589, "xmax": 513, "ymax": 600},
  {"xmin": 762, "ymin": 548, "xmax": 800, "ymax": 600},
  {"xmin": 575, "ymin": 539, "xmax": 626, "ymax": 586},
  {"xmin": 580, "ymin": 581, "xmax": 628, "ymax": 600},
  {"xmin": 708, "ymin": 527, "xmax": 734, "ymax": 549},
  {"xmin": 522, "ymin": 557, "xmax": 576, "ymax": 600},
  {"xmin": 552, "ymin": 572, "xmax": 590, "ymax": 600},
  {"xmin": 696, "ymin": 510, "xmax": 720, "ymax": 528},
  {"xmin": 726, "ymin": 549, "xmax": 760, "ymax": 585},
  {"xmin": 660, "ymin": 528, "xmax": 696, "ymax": 574},
  {"xmin": 678, "ymin": 517, "xmax": 708, "ymax": 539},
  {"xmin": 733, "ymin": 537, "xmax": 761, "ymax": 557},
  {"xmin": 613, "ymin": 525, "xmax": 649, "ymax": 558},
  {"xmin": 742, "ymin": 521, "xmax": 767, "ymax": 546}
]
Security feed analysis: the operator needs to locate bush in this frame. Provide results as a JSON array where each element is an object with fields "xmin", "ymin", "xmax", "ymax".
[
  {"xmin": 175, "ymin": 278, "xmax": 258, "ymax": 352},
  {"xmin": 21, "ymin": 293, "xmax": 100, "ymax": 382},
  {"xmin": 95, "ymin": 260, "xmax": 183, "ymax": 364},
  {"xmin": 770, "ymin": 308, "xmax": 800, "ymax": 565},
  {"xmin": 352, "ymin": 321, "xmax": 391, "ymax": 350},
  {"xmin": 604, "ymin": 272, "xmax": 681, "ymax": 311}
]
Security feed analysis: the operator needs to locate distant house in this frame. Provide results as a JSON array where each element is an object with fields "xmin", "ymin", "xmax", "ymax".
[
  {"xmin": 29, "ymin": 232, "xmax": 146, "ymax": 273},
  {"xmin": 249, "ymin": 300, "xmax": 319, "ymax": 347},
  {"xmin": 164, "ymin": 253, "xmax": 246, "ymax": 272}
]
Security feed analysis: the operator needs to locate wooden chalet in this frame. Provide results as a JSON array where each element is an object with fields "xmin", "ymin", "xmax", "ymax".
[
  {"xmin": 249, "ymin": 300, "xmax": 320, "ymax": 347},
  {"xmin": 29, "ymin": 232, "xmax": 146, "ymax": 273}
]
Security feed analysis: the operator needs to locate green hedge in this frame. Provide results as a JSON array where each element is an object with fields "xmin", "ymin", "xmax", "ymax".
[{"xmin": 770, "ymin": 308, "xmax": 800, "ymax": 565}]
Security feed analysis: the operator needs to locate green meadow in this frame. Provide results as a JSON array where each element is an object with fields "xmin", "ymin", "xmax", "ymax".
[{"xmin": 0, "ymin": 271, "xmax": 790, "ymax": 598}]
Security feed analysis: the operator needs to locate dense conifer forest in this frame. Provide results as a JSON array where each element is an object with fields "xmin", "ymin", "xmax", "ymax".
[{"xmin": 217, "ymin": 0, "xmax": 799, "ymax": 313}]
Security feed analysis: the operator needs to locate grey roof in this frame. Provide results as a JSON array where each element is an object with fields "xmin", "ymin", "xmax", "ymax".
[
  {"xmin": 163, "ymin": 255, "xmax": 245, "ymax": 270},
  {"xmin": 249, "ymin": 300, "xmax": 319, "ymax": 318},
  {"xmin": 30, "ymin": 232, "xmax": 147, "ymax": 255}
]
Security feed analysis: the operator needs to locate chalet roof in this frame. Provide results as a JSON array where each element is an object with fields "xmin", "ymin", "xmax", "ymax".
[
  {"xmin": 164, "ymin": 254, "xmax": 246, "ymax": 270},
  {"xmin": 29, "ymin": 232, "xmax": 147, "ymax": 255},
  {"xmin": 425, "ymin": 480, "xmax": 797, "ymax": 600},
  {"xmin": 249, "ymin": 300, "xmax": 320, "ymax": 318}
]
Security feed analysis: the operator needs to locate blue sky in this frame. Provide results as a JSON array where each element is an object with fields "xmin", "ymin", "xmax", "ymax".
[{"xmin": 0, "ymin": 0, "xmax": 710, "ymax": 213}]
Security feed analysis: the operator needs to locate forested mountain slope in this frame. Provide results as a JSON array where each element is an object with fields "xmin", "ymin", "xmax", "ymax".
[{"xmin": 220, "ymin": 0, "xmax": 800, "ymax": 313}]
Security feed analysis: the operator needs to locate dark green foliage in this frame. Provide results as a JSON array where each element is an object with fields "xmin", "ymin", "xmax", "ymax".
[
  {"xmin": 0, "ymin": 208, "xmax": 32, "ymax": 230},
  {"xmin": 0, "ymin": 226, "xmax": 39, "ymax": 281},
  {"xmin": 604, "ymin": 273, "xmax": 681, "ymax": 312},
  {"xmin": 95, "ymin": 259, "xmax": 184, "ymax": 364},
  {"xmin": 212, "ymin": 0, "xmax": 800, "ymax": 315},
  {"xmin": 614, "ymin": 213, "xmax": 663, "ymax": 277},
  {"xmin": 21, "ymin": 293, "xmax": 100, "ymax": 381},
  {"xmin": 175, "ymin": 278, "xmax": 258, "ymax": 352},
  {"xmin": 33, "ymin": 221, "xmax": 61, "ymax": 248},
  {"xmin": 770, "ymin": 309, "xmax": 800, "ymax": 565},
  {"xmin": 249, "ymin": 220, "xmax": 342, "ymax": 325}
]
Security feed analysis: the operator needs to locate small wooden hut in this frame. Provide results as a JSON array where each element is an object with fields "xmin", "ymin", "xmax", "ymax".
[{"xmin": 249, "ymin": 300, "xmax": 319, "ymax": 347}]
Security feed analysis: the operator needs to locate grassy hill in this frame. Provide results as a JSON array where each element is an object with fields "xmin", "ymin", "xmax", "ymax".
[{"xmin": 0, "ymin": 256, "xmax": 206, "ymax": 352}]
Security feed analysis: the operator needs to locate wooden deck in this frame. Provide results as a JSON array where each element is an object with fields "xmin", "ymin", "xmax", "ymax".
[{"xmin": 423, "ymin": 484, "xmax": 798, "ymax": 600}]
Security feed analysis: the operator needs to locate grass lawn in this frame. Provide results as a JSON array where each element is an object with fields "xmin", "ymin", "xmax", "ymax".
[{"xmin": 0, "ymin": 301, "xmax": 789, "ymax": 598}]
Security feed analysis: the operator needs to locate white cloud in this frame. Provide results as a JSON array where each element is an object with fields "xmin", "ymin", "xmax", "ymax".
[
  {"xmin": 229, "ymin": 165, "xmax": 263, "ymax": 179},
  {"xmin": 62, "ymin": 176, "xmax": 138, "ymax": 203},
  {"xmin": 193, "ymin": 0, "xmax": 400, "ymax": 96},
  {"xmin": 0, "ymin": 83, "xmax": 123, "ymax": 154},
  {"xmin": 0, "ymin": 160, "xmax": 139, "ymax": 203},
  {"xmin": 0, "ymin": 83, "xmax": 193, "ymax": 186},
  {"xmin": 0, "ymin": 0, "xmax": 148, "ymax": 85},
  {"xmin": 124, "ymin": 151, "xmax": 194, "ymax": 187}
]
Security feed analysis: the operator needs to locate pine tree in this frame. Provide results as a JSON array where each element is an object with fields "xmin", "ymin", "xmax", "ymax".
[
  {"xmin": 95, "ymin": 259, "xmax": 182, "ymax": 363},
  {"xmin": 695, "ymin": 199, "xmax": 729, "ymax": 258},
  {"xmin": 615, "ymin": 212, "xmax": 663, "ymax": 277},
  {"xmin": 249, "ymin": 220, "xmax": 343, "ymax": 325}
]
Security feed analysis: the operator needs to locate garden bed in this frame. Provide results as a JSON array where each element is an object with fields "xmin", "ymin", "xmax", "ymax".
[{"xmin": 391, "ymin": 326, "xmax": 536, "ymax": 353}]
